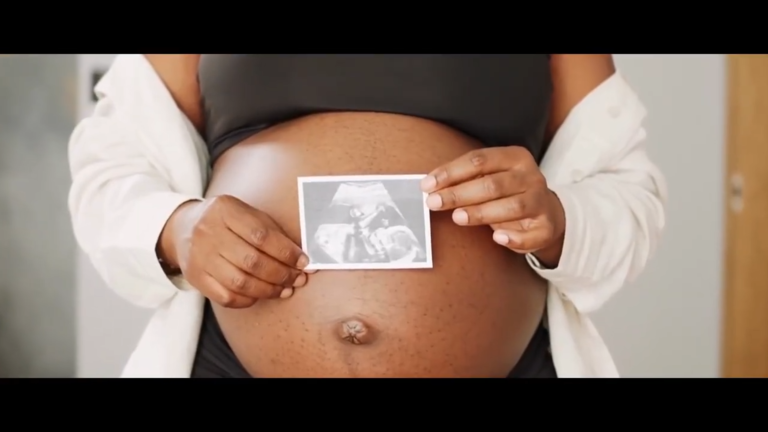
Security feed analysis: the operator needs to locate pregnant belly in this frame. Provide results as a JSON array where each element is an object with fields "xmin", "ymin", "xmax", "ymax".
[{"xmin": 205, "ymin": 112, "xmax": 548, "ymax": 377}]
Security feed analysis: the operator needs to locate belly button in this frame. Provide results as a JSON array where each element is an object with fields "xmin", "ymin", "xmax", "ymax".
[{"xmin": 337, "ymin": 319, "xmax": 375, "ymax": 345}]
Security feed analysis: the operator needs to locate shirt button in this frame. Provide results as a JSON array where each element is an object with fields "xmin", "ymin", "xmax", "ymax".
[
  {"xmin": 608, "ymin": 106, "xmax": 621, "ymax": 118},
  {"xmin": 571, "ymin": 169, "xmax": 585, "ymax": 182}
]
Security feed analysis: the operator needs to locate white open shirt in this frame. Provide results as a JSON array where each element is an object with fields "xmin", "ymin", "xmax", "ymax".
[{"xmin": 68, "ymin": 55, "xmax": 667, "ymax": 378}]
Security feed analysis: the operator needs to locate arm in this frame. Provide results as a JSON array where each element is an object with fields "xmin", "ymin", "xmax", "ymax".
[
  {"xmin": 68, "ymin": 54, "xmax": 205, "ymax": 308},
  {"xmin": 532, "ymin": 54, "xmax": 618, "ymax": 266},
  {"xmin": 142, "ymin": 55, "xmax": 204, "ymax": 269},
  {"xmin": 527, "ymin": 54, "xmax": 668, "ymax": 313},
  {"xmin": 70, "ymin": 54, "xmax": 309, "ymax": 309},
  {"xmin": 143, "ymin": 55, "xmax": 204, "ymax": 132}
]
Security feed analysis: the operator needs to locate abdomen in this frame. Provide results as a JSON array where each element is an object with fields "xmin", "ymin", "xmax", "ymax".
[{"xmin": 205, "ymin": 112, "xmax": 548, "ymax": 377}]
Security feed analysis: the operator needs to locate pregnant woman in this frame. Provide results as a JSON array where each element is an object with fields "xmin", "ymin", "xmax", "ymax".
[{"xmin": 68, "ymin": 54, "xmax": 667, "ymax": 377}]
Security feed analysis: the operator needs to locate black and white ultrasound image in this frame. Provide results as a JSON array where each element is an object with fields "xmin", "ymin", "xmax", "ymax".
[{"xmin": 301, "ymin": 179, "xmax": 428, "ymax": 265}]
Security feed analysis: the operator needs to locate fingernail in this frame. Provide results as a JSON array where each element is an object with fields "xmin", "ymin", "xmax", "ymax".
[
  {"xmin": 293, "ymin": 272, "xmax": 307, "ymax": 287},
  {"xmin": 425, "ymin": 194, "xmax": 442, "ymax": 210},
  {"xmin": 452, "ymin": 209, "xmax": 468, "ymax": 225},
  {"xmin": 304, "ymin": 268, "xmax": 318, "ymax": 274},
  {"xmin": 421, "ymin": 175, "xmax": 437, "ymax": 191},
  {"xmin": 493, "ymin": 231, "xmax": 509, "ymax": 245},
  {"xmin": 280, "ymin": 287, "xmax": 294, "ymax": 299},
  {"xmin": 297, "ymin": 254, "xmax": 310, "ymax": 269}
]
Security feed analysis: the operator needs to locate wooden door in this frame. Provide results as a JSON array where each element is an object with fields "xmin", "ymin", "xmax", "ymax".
[{"xmin": 722, "ymin": 55, "xmax": 768, "ymax": 377}]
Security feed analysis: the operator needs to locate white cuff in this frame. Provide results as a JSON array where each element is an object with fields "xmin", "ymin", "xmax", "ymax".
[
  {"xmin": 524, "ymin": 182, "xmax": 604, "ymax": 312},
  {"xmin": 96, "ymin": 192, "xmax": 201, "ymax": 307},
  {"xmin": 525, "ymin": 253, "xmax": 547, "ymax": 270},
  {"xmin": 526, "ymin": 183, "xmax": 590, "ymax": 279}
]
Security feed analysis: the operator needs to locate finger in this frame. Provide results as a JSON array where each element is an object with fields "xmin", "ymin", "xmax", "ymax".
[
  {"xmin": 226, "ymin": 210, "xmax": 309, "ymax": 270},
  {"xmin": 452, "ymin": 194, "xmax": 538, "ymax": 226},
  {"xmin": 218, "ymin": 229, "xmax": 306, "ymax": 287},
  {"xmin": 207, "ymin": 255, "xmax": 284, "ymax": 300},
  {"xmin": 425, "ymin": 171, "xmax": 524, "ymax": 211},
  {"xmin": 421, "ymin": 147, "xmax": 512, "ymax": 193},
  {"xmin": 280, "ymin": 287, "xmax": 294, "ymax": 299},
  {"xmin": 196, "ymin": 272, "xmax": 257, "ymax": 309},
  {"xmin": 492, "ymin": 228, "xmax": 552, "ymax": 253}
]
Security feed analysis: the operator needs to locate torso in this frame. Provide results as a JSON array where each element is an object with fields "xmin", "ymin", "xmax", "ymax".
[
  {"xmin": 198, "ymin": 54, "xmax": 552, "ymax": 377},
  {"xmin": 200, "ymin": 54, "xmax": 553, "ymax": 164}
]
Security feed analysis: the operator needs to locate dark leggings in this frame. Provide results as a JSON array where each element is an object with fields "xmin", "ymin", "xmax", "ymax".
[{"xmin": 191, "ymin": 300, "xmax": 557, "ymax": 378}]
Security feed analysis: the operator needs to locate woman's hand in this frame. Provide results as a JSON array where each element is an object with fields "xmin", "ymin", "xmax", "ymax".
[
  {"xmin": 157, "ymin": 195, "xmax": 312, "ymax": 308},
  {"xmin": 420, "ymin": 146, "xmax": 566, "ymax": 268}
]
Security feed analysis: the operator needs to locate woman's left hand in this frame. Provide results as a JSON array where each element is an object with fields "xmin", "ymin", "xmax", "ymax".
[{"xmin": 420, "ymin": 146, "xmax": 566, "ymax": 267}]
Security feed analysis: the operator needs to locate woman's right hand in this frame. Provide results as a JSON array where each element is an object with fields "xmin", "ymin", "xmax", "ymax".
[{"xmin": 157, "ymin": 195, "xmax": 311, "ymax": 308}]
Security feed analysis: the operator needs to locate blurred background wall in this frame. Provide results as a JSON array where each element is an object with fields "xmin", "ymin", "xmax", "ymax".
[
  {"xmin": 0, "ymin": 54, "xmax": 726, "ymax": 377},
  {"xmin": 73, "ymin": 55, "xmax": 153, "ymax": 378},
  {"xmin": 0, "ymin": 55, "xmax": 79, "ymax": 377},
  {"xmin": 591, "ymin": 55, "xmax": 725, "ymax": 377}
]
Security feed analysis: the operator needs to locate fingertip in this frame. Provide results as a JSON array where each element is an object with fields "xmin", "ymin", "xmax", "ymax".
[
  {"xmin": 492, "ymin": 230, "xmax": 510, "ymax": 246},
  {"xmin": 420, "ymin": 175, "xmax": 437, "ymax": 192},
  {"xmin": 304, "ymin": 268, "xmax": 318, "ymax": 274},
  {"xmin": 280, "ymin": 287, "xmax": 294, "ymax": 299},
  {"xmin": 293, "ymin": 272, "xmax": 307, "ymax": 287},
  {"xmin": 494, "ymin": 230, "xmax": 529, "ymax": 252},
  {"xmin": 452, "ymin": 209, "xmax": 468, "ymax": 225},
  {"xmin": 425, "ymin": 194, "xmax": 443, "ymax": 210},
  {"xmin": 297, "ymin": 254, "xmax": 310, "ymax": 270}
]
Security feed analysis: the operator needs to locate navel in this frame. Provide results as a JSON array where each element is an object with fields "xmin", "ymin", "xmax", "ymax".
[{"xmin": 337, "ymin": 318, "xmax": 376, "ymax": 345}]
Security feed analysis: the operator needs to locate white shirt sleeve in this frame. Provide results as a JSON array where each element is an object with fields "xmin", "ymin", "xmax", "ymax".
[
  {"xmin": 68, "ymin": 56, "xmax": 207, "ymax": 308},
  {"xmin": 526, "ymin": 72, "xmax": 668, "ymax": 314}
]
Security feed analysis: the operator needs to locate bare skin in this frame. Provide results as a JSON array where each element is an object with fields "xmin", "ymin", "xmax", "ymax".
[
  {"xmin": 148, "ymin": 54, "xmax": 615, "ymax": 377},
  {"xmin": 148, "ymin": 56, "xmax": 313, "ymax": 307},
  {"xmin": 149, "ymin": 54, "xmax": 616, "ymax": 275},
  {"xmin": 205, "ymin": 112, "xmax": 548, "ymax": 377}
]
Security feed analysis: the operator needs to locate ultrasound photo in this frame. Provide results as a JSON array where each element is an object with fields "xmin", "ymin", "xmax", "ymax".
[{"xmin": 298, "ymin": 175, "xmax": 433, "ymax": 270}]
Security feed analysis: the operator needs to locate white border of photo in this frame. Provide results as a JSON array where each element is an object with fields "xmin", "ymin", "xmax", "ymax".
[{"xmin": 297, "ymin": 174, "xmax": 433, "ymax": 270}]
